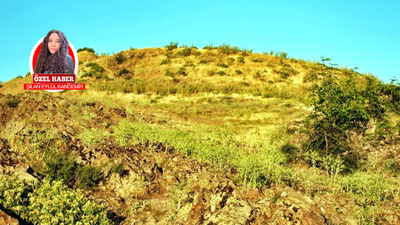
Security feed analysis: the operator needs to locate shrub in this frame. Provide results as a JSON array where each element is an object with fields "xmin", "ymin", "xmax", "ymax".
[
  {"xmin": 177, "ymin": 67, "xmax": 187, "ymax": 76},
  {"xmin": 305, "ymin": 73, "xmax": 386, "ymax": 171},
  {"xmin": 176, "ymin": 48, "xmax": 192, "ymax": 57},
  {"xmin": 117, "ymin": 68, "xmax": 132, "ymax": 77},
  {"xmin": 199, "ymin": 59, "xmax": 208, "ymax": 64},
  {"xmin": 280, "ymin": 143, "xmax": 299, "ymax": 162},
  {"xmin": 76, "ymin": 166, "xmax": 103, "ymax": 189},
  {"xmin": 217, "ymin": 63, "xmax": 229, "ymax": 68},
  {"xmin": 207, "ymin": 70, "xmax": 215, "ymax": 76},
  {"xmin": 217, "ymin": 71, "xmax": 226, "ymax": 76},
  {"xmin": 379, "ymin": 79, "xmax": 400, "ymax": 112},
  {"xmin": 237, "ymin": 57, "xmax": 245, "ymax": 64},
  {"xmin": 235, "ymin": 70, "xmax": 243, "ymax": 75},
  {"xmin": 86, "ymin": 62, "xmax": 104, "ymax": 73},
  {"xmin": 252, "ymin": 58, "xmax": 263, "ymax": 63},
  {"xmin": 6, "ymin": 99, "xmax": 20, "ymax": 108},
  {"xmin": 129, "ymin": 52, "xmax": 135, "ymax": 59},
  {"xmin": 115, "ymin": 53, "xmax": 126, "ymax": 64},
  {"xmin": 81, "ymin": 63, "xmax": 107, "ymax": 79},
  {"xmin": 273, "ymin": 51, "xmax": 288, "ymax": 59},
  {"xmin": 240, "ymin": 49, "xmax": 253, "ymax": 56},
  {"xmin": 218, "ymin": 44, "xmax": 240, "ymax": 55},
  {"xmin": 165, "ymin": 69, "xmax": 175, "ymax": 78},
  {"xmin": 203, "ymin": 44, "xmax": 216, "ymax": 50},
  {"xmin": 77, "ymin": 47, "xmax": 95, "ymax": 54},
  {"xmin": 45, "ymin": 153, "xmax": 77, "ymax": 186},
  {"xmin": 160, "ymin": 59, "xmax": 171, "ymax": 65},
  {"xmin": 274, "ymin": 66, "xmax": 299, "ymax": 79},
  {"xmin": 137, "ymin": 53, "xmax": 145, "ymax": 59},
  {"xmin": 110, "ymin": 163, "xmax": 125, "ymax": 176},
  {"xmin": 45, "ymin": 152, "xmax": 103, "ymax": 189},
  {"xmin": 165, "ymin": 41, "xmax": 178, "ymax": 51},
  {"xmin": 0, "ymin": 175, "xmax": 111, "ymax": 224},
  {"xmin": 227, "ymin": 57, "xmax": 235, "ymax": 65}
]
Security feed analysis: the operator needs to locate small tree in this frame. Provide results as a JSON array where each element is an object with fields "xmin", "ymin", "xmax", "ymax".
[{"xmin": 305, "ymin": 72, "xmax": 385, "ymax": 170}]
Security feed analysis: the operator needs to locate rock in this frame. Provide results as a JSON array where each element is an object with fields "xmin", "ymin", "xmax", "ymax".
[
  {"xmin": 271, "ymin": 188, "xmax": 327, "ymax": 225},
  {"xmin": 0, "ymin": 210, "xmax": 19, "ymax": 225}
]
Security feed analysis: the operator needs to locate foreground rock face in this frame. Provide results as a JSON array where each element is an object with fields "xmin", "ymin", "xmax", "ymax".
[{"xmin": 86, "ymin": 142, "xmax": 328, "ymax": 224}]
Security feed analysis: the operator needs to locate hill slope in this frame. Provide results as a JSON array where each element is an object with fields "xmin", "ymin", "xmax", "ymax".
[{"xmin": 0, "ymin": 45, "xmax": 399, "ymax": 224}]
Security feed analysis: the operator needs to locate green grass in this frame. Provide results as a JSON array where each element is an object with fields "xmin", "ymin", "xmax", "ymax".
[{"xmin": 112, "ymin": 119, "xmax": 293, "ymax": 187}]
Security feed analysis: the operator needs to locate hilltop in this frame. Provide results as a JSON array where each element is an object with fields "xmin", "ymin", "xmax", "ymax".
[{"xmin": 0, "ymin": 44, "xmax": 399, "ymax": 224}]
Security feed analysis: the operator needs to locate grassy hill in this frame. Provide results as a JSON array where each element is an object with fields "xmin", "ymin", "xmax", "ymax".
[{"xmin": 0, "ymin": 44, "xmax": 399, "ymax": 224}]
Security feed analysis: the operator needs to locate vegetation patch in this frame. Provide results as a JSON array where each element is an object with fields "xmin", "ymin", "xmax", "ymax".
[{"xmin": 0, "ymin": 175, "xmax": 110, "ymax": 224}]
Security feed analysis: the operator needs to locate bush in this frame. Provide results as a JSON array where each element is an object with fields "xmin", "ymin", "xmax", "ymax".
[
  {"xmin": 217, "ymin": 63, "xmax": 229, "ymax": 68},
  {"xmin": 379, "ymin": 79, "xmax": 400, "ymax": 112},
  {"xmin": 165, "ymin": 69, "xmax": 175, "ymax": 78},
  {"xmin": 280, "ymin": 143, "xmax": 299, "ymax": 162},
  {"xmin": 235, "ymin": 70, "xmax": 243, "ymax": 75},
  {"xmin": 176, "ymin": 48, "xmax": 192, "ymax": 57},
  {"xmin": 76, "ymin": 166, "xmax": 103, "ymax": 189},
  {"xmin": 305, "ymin": 73, "xmax": 386, "ymax": 171},
  {"xmin": 45, "ymin": 152, "xmax": 103, "ymax": 189},
  {"xmin": 227, "ymin": 57, "xmax": 235, "ymax": 65},
  {"xmin": 6, "ymin": 99, "xmax": 20, "ymax": 108},
  {"xmin": 203, "ymin": 44, "xmax": 216, "ymax": 50},
  {"xmin": 114, "ymin": 53, "xmax": 126, "ymax": 64},
  {"xmin": 199, "ymin": 59, "xmax": 208, "ymax": 64},
  {"xmin": 45, "ymin": 153, "xmax": 77, "ymax": 186},
  {"xmin": 117, "ymin": 68, "xmax": 132, "ymax": 77},
  {"xmin": 110, "ymin": 163, "xmax": 125, "ymax": 176},
  {"xmin": 217, "ymin": 71, "xmax": 226, "ymax": 76},
  {"xmin": 252, "ymin": 58, "xmax": 263, "ymax": 63},
  {"xmin": 86, "ymin": 63, "xmax": 104, "ymax": 73},
  {"xmin": 218, "ymin": 44, "xmax": 240, "ymax": 55},
  {"xmin": 273, "ymin": 66, "xmax": 299, "ymax": 79},
  {"xmin": 177, "ymin": 67, "xmax": 187, "ymax": 76},
  {"xmin": 0, "ymin": 175, "xmax": 111, "ymax": 224},
  {"xmin": 81, "ymin": 63, "xmax": 107, "ymax": 79},
  {"xmin": 160, "ymin": 59, "xmax": 171, "ymax": 65},
  {"xmin": 77, "ymin": 47, "xmax": 95, "ymax": 54},
  {"xmin": 165, "ymin": 41, "xmax": 178, "ymax": 51}
]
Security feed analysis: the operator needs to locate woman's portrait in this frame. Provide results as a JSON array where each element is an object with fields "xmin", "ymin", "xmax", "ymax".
[{"xmin": 34, "ymin": 29, "xmax": 74, "ymax": 74}]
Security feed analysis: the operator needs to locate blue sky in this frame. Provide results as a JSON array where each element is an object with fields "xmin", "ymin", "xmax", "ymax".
[{"xmin": 0, "ymin": 0, "xmax": 399, "ymax": 83}]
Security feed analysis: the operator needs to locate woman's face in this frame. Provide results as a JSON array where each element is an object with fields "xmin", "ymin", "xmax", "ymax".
[{"xmin": 48, "ymin": 32, "xmax": 61, "ymax": 54}]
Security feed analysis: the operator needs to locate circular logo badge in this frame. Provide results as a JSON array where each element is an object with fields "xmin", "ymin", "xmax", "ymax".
[{"xmin": 29, "ymin": 37, "xmax": 79, "ymax": 92}]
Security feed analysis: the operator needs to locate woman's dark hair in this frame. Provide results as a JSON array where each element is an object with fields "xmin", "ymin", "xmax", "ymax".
[{"xmin": 34, "ymin": 29, "xmax": 69, "ymax": 73}]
